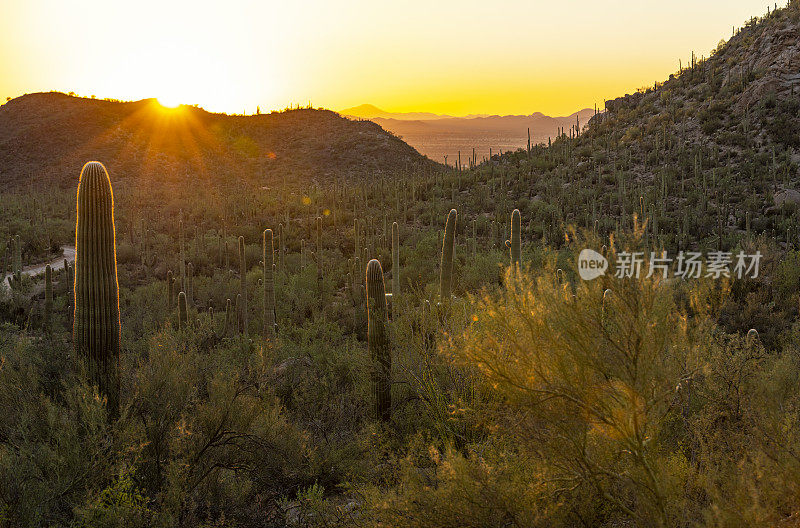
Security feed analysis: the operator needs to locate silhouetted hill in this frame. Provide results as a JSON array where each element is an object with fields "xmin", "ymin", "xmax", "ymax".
[{"xmin": 0, "ymin": 93, "xmax": 435, "ymax": 189}]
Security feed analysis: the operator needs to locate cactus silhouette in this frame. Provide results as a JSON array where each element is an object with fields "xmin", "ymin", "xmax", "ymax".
[
  {"xmin": 506, "ymin": 209, "xmax": 521, "ymax": 269},
  {"xmin": 73, "ymin": 161, "xmax": 121, "ymax": 415},
  {"xmin": 316, "ymin": 216, "xmax": 323, "ymax": 303},
  {"xmin": 224, "ymin": 298, "xmax": 232, "ymax": 337},
  {"xmin": 167, "ymin": 270, "xmax": 173, "ymax": 309},
  {"xmin": 236, "ymin": 293, "xmax": 243, "ymax": 335},
  {"xmin": 366, "ymin": 259, "xmax": 391, "ymax": 421},
  {"xmin": 178, "ymin": 291, "xmax": 188, "ymax": 330},
  {"xmin": 277, "ymin": 222, "xmax": 284, "ymax": 273},
  {"xmin": 44, "ymin": 264, "xmax": 52, "ymax": 333},
  {"xmin": 13, "ymin": 234, "xmax": 21, "ymax": 284},
  {"xmin": 238, "ymin": 236, "xmax": 248, "ymax": 335},
  {"xmin": 187, "ymin": 262, "xmax": 193, "ymax": 308},
  {"xmin": 440, "ymin": 209, "xmax": 457, "ymax": 301},
  {"xmin": 263, "ymin": 229, "xmax": 276, "ymax": 338},
  {"xmin": 179, "ymin": 215, "xmax": 186, "ymax": 292},
  {"xmin": 391, "ymin": 221, "xmax": 399, "ymax": 320}
]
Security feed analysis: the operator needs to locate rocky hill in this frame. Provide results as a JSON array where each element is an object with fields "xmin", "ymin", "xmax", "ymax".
[
  {"xmin": 479, "ymin": 1, "xmax": 800, "ymax": 253},
  {"xmin": 0, "ymin": 93, "xmax": 435, "ymax": 189}
]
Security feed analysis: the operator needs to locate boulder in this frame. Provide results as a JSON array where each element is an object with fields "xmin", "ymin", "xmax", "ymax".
[{"xmin": 773, "ymin": 188, "xmax": 800, "ymax": 207}]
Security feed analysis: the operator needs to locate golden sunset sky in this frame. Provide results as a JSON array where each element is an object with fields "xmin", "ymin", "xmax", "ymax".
[{"xmin": 0, "ymin": 0, "xmax": 774, "ymax": 116}]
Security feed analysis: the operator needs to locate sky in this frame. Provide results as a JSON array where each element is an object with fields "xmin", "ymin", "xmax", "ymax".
[{"xmin": 0, "ymin": 0, "xmax": 776, "ymax": 116}]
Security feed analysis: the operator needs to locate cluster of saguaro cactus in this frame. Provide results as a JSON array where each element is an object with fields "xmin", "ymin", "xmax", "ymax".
[
  {"xmin": 366, "ymin": 259, "xmax": 391, "ymax": 421},
  {"xmin": 73, "ymin": 161, "xmax": 121, "ymax": 415},
  {"xmin": 263, "ymin": 229, "xmax": 276, "ymax": 339},
  {"xmin": 440, "ymin": 209, "xmax": 457, "ymax": 301}
]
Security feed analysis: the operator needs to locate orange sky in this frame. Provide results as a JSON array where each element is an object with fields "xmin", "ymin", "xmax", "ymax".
[{"xmin": 0, "ymin": 0, "xmax": 774, "ymax": 116}]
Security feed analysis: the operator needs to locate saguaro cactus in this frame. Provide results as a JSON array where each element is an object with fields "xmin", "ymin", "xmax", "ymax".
[
  {"xmin": 238, "ymin": 236, "xmax": 248, "ymax": 335},
  {"xmin": 263, "ymin": 229, "xmax": 276, "ymax": 338},
  {"xmin": 167, "ymin": 270, "xmax": 174, "ymax": 309},
  {"xmin": 187, "ymin": 262, "xmax": 194, "ymax": 308},
  {"xmin": 440, "ymin": 209, "xmax": 457, "ymax": 301},
  {"xmin": 235, "ymin": 293, "xmax": 242, "ymax": 334},
  {"xmin": 391, "ymin": 221, "xmax": 399, "ymax": 320},
  {"xmin": 179, "ymin": 215, "xmax": 186, "ymax": 292},
  {"xmin": 277, "ymin": 222, "xmax": 284, "ymax": 273},
  {"xmin": 224, "ymin": 298, "xmax": 232, "ymax": 337},
  {"xmin": 66, "ymin": 260, "xmax": 74, "ymax": 325},
  {"xmin": 13, "ymin": 234, "xmax": 21, "ymax": 284},
  {"xmin": 506, "ymin": 209, "xmax": 521, "ymax": 269},
  {"xmin": 178, "ymin": 291, "xmax": 188, "ymax": 330},
  {"xmin": 366, "ymin": 259, "xmax": 391, "ymax": 422},
  {"xmin": 316, "ymin": 216, "xmax": 323, "ymax": 302},
  {"xmin": 44, "ymin": 264, "xmax": 52, "ymax": 333},
  {"xmin": 73, "ymin": 161, "xmax": 121, "ymax": 415}
]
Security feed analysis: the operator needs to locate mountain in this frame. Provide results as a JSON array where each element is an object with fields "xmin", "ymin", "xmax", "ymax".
[
  {"xmin": 339, "ymin": 104, "xmax": 455, "ymax": 121},
  {"xmin": 482, "ymin": 1, "xmax": 800, "ymax": 260},
  {"xmin": 0, "ymin": 93, "xmax": 435, "ymax": 189},
  {"xmin": 362, "ymin": 108, "xmax": 597, "ymax": 164}
]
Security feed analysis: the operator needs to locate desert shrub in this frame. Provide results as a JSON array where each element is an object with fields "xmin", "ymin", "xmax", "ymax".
[{"xmin": 0, "ymin": 333, "xmax": 117, "ymax": 527}]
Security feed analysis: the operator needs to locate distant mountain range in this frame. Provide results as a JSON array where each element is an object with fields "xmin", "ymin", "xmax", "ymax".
[
  {"xmin": 339, "ymin": 104, "xmax": 597, "ymax": 164},
  {"xmin": 340, "ymin": 104, "xmax": 491, "ymax": 121}
]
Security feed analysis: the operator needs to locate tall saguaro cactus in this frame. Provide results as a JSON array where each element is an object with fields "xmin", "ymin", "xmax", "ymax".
[
  {"xmin": 224, "ymin": 298, "xmax": 232, "ymax": 337},
  {"xmin": 507, "ymin": 209, "xmax": 521, "ymax": 269},
  {"xmin": 277, "ymin": 222, "xmax": 284, "ymax": 273},
  {"xmin": 44, "ymin": 264, "xmax": 52, "ymax": 333},
  {"xmin": 366, "ymin": 259, "xmax": 391, "ymax": 422},
  {"xmin": 187, "ymin": 262, "xmax": 194, "ymax": 308},
  {"xmin": 167, "ymin": 270, "xmax": 174, "ymax": 309},
  {"xmin": 391, "ymin": 221, "xmax": 399, "ymax": 320},
  {"xmin": 316, "ymin": 216, "xmax": 323, "ymax": 302},
  {"xmin": 238, "ymin": 236, "xmax": 248, "ymax": 335},
  {"xmin": 178, "ymin": 291, "xmax": 188, "ymax": 330},
  {"xmin": 13, "ymin": 234, "xmax": 21, "ymax": 284},
  {"xmin": 179, "ymin": 215, "xmax": 186, "ymax": 292},
  {"xmin": 263, "ymin": 229, "xmax": 276, "ymax": 339},
  {"xmin": 440, "ymin": 209, "xmax": 457, "ymax": 301},
  {"xmin": 73, "ymin": 161, "xmax": 121, "ymax": 415}
]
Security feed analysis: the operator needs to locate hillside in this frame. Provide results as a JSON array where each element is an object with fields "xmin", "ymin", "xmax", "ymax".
[
  {"xmin": 0, "ymin": 93, "xmax": 435, "ymax": 189},
  {"xmin": 475, "ymin": 2, "xmax": 800, "ymax": 254}
]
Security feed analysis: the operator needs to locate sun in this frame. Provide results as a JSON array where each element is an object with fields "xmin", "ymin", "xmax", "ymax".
[{"xmin": 157, "ymin": 95, "xmax": 182, "ymax": 109}]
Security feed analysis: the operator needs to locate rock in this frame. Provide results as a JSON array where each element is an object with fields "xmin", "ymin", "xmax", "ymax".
[{"xmin": 773, "ymin": 189, "xmax": 800, "ymax": 207}]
